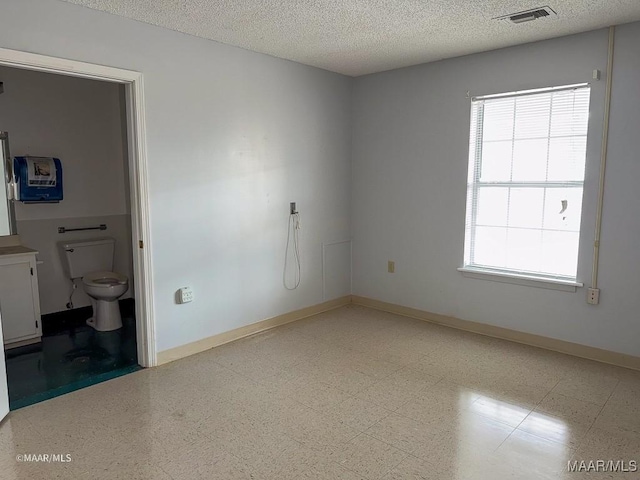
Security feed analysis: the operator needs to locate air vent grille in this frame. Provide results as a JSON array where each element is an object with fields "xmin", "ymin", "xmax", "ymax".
[{"xmin": 494, "ymin": 6, "xmax": 557, "ymax": 24}]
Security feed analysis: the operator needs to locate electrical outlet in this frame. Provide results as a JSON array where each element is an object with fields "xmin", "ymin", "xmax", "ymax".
[
  {"xmin": 388, "ymin": 260, "xmax": 395, "ymax": 273},
  {"xmin": 178, "ymin": 286, "xmax": 194, "ymax": 304},
  {"xmin": 587, "ymin": 288, "xmax": 600, "ymax": 305}
]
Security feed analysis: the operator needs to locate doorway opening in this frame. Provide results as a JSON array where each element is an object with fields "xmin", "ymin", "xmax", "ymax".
[{"xmin": 0, "ymin": 48, "xmax": 155, "ymax": 411}]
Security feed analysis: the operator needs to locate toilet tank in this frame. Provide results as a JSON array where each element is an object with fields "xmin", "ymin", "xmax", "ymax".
[{"xmin": 58, "ymin": 237, "xmax": 115, "ymax": 279}]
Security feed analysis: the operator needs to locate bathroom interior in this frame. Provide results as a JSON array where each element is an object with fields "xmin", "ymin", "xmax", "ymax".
[{"xmin": 0, "ymin": 65, "xmax": 139, "ymax": 409}]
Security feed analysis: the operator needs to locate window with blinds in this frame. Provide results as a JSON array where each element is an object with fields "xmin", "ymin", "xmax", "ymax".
[{"xmin": 463, "ymin": 84, "xmax": 591, "ymax": 281}]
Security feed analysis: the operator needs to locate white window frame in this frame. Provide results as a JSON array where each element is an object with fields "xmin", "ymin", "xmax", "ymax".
[{"xmin": 459, "ymin": 84, "xmax": 589, "ymax": 292}]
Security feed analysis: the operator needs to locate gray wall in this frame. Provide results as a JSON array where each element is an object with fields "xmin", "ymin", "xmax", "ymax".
[
  {"xmin": 0, "ymin": 66, "xmax": 133, "ymax": 314},
  {"xmin": 0, "ymin": 0, "xmax": 352, "ymax": 353},
  {"xmin": 352, "ymin": 24, "xmax": 640, "ymax": 357},
  {"xmin": 2, "ymin": 0, "xmax": 637, "ymax": 359}
]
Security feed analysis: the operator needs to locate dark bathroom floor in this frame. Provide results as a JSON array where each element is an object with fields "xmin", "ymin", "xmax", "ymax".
[{"xmin": 5, "ymin": 299, "xmax": 140, "ymax": 410}]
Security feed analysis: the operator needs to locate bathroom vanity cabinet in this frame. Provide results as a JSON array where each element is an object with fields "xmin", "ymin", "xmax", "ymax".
[{"xmin": 0, "ymin": 246, "xmax": 42, "ymax": 347}]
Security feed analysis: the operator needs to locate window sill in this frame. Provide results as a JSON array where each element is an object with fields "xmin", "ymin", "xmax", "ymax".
[{"xmin": 457, "ymin": 267, "xmax": 583, "ymax": 292}]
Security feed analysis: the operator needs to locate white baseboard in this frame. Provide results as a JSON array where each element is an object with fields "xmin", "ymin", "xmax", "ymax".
[
  {"xmin": 157, "ymin": 293, "xmax": 640, "ymax": 372},
  {"xmin": 157, "ymin": 296, "xmax": 352, "ymax": 365},
  {"xmin": 5, "ymin": 337, "xmax": 41, "ymax": 350},
  {"xmin": 351, "ymin": 295, "xmax": 640, "ymax": 372}
]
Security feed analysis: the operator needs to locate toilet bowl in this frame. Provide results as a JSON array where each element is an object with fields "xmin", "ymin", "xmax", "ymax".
[{"xmin": 82, "ymin": 270, "xmax": 129, "ymax": 331}]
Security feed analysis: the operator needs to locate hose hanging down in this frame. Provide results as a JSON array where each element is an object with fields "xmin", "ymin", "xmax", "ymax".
[{"xmin": 283, "ymin": 212, "xmax": 301, "ymax": 290}]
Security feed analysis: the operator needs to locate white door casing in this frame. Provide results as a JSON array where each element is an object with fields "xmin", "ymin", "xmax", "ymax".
[
  {"xmin": 0, "ymin": 309, "xmax": 8, "ymax": 421},
  {"xmin": 0, "ymin": 46, "xmax": 156, "ymax": 417}
]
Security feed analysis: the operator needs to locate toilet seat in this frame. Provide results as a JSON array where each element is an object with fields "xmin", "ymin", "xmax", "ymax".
[
  {"xmin": 82, "ymin": 271, "xmax": 129, "ymax": 331},
  {"xmin": 83, "ymin": 271, "xmax": 128, "ymax": 287}
]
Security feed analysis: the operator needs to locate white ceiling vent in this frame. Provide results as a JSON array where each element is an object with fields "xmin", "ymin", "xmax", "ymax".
[{"xmin": 494, "ymin": 6, "xmax": 557, "ymax": 24}]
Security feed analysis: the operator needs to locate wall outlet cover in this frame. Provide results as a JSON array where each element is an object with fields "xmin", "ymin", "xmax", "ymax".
[
  {"xmin": 587, "ymin": 287, "xmax": 600, "ymax": 305},
  {"xmin": 178, "ymin": 287, "xmax": 194, "ymax": 304}
]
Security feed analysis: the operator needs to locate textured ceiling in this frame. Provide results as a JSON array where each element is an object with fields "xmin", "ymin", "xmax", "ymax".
[{"xmin": 59, "ymin": 1, "xmax": 640, "ymax": 76}]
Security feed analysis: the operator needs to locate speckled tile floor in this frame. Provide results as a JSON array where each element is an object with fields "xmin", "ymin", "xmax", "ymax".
[{"xmin": 1, "ymin": 304, "xmax": 639, "ymax": 479}]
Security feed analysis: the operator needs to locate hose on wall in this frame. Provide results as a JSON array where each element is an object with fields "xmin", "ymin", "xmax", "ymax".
[{"xmin": 283, "ymin": 212, "xmax": 301, "ymax": 290}]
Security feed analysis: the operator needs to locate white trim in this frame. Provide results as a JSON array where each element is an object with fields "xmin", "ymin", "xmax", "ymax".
[
  {"xmin": 458, "ymin": 267, "xmax": 583, "ymax": 292},
  {"xmin": 125, "ymin": 79, "xmax": 157, "ymax": 368},
  {"xmin": 0, "ymin": 47, "xmax": 156, "ymax": 367},
  {"xmin": 472, "ymin": 83, "xmax": 590, "ymax": 102},
  {"xmin": 0, "ymin": 48, "xmax": 140, "ymax": 83},
  {"xmin": 465, "ymin": 84, "xmax": 590, "ymax": 285},
  {"xmin": 352, "ymin": 295, "xmax": 640, "ymax": 371},
  {"xmin": 157, "ymin": 296, "xmax": 352, "ymax": 365},
  {"xmin": 591, "ymin": 26, "xmax": 615, "ymax": 290}
]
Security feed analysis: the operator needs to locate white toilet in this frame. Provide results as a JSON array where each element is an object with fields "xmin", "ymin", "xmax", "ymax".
[{"xmin": 59, "ymin": 237, "xmax": 129, "ymax": 331}]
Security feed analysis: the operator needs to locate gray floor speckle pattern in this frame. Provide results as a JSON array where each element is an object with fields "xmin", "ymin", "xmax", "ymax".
[{"xmin": 1, "ymin": 304, "xmax": 639, "ymax": 479}]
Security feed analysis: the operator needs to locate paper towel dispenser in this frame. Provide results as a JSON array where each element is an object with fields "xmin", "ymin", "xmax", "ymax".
[{"xmin": 14, "ymin": 156, "xmax": 63, "ymax": 203}]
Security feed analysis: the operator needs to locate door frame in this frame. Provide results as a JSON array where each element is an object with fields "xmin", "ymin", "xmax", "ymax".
[{"xmin": 0, "ymin": 47, "xmax": 157, "ymax": 367}]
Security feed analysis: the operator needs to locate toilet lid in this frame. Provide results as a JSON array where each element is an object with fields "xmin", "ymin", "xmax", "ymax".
[{"xmin": 83, "ymin": 271, "xmax": 128, "ymax": 287}]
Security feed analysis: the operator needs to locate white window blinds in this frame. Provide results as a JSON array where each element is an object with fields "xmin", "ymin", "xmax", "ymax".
[{"xmin": 464, "ymin": 84, "xmax": 591, "ymax": 280}]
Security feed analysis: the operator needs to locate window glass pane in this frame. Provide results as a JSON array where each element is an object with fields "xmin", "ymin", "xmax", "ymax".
[
  {"xmin": 550, "ymin": 90, "xmax": 590, "ymax": 137},
  {"xmin": 542, "ymin": 188, "xmax": 583, "ymax": 232},
  {"xmin": 482, "ymin": 98, "xmax": 514, "ymax": 142},
  {"xmin": 547, "ymin": 137, "xmax": 587, "ymax": 182},
  {"xmin": 512, "ymin": 138, "xmax": 548, "ymax": 182},
  {"xmin": 540, "ymin": 231, "xmax": 580, "ymax": 277},
  {"xmin": 480, "ymin": 141, "xmax": 512, "ymax": 181},
  {"xmin": 507, "ymin": 188, "xmax": 544, "ymax": 229},
  {"xmin": 476, "ymin": 187, "xmax": 509, "ymax": 226},
  {"xmin": 514, "ymin": 94, "xmax": 551, "ymax": 139},
  {"xmin": 465, "ymin": 85, "xmax": 589, "ymax": 280},
  {"xmin": 505, "ymin": 228, "xmax": 542, "ymax": 272},
  {"xmin": 473, "ymin": 226, "xmax": 507, "ymax": 268}
]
